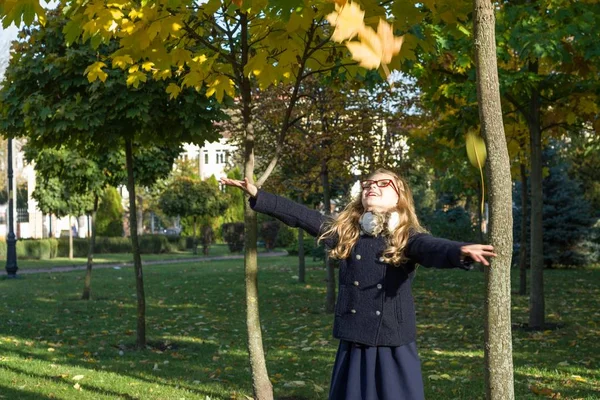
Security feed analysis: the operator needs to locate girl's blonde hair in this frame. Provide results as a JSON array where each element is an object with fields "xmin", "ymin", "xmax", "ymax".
[{"xmin": 318, "ymin": 168, "xmax": 426, "ymax": 266}]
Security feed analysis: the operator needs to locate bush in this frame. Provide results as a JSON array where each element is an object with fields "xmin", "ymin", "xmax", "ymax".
[
  {"xmin": 94, "ymin": 237, "xmax": 131, "ymax": 253},
  {"xmin": 139, "ymin": 235, "xmax": 173, "ymax": 254},
  {"xmin": 11, "ymin": 238, "xmax": 58, "ymax": 260},
  {"xmin": 222, "ymin": 222, "xmax": 245, "ymax": 252},
  {"xmin": 287, "ymin": 235, "xmax": 325, "ymax": 260},
  {"xmin": 275, "ymin": 224, "xmax": 296, "ymax": 248},
  {"xmin": 0, "ymin": 239, "xmax": 6, "ymax": 258},
  {"xmin": 422, "ymin": 206, "xmax": 478, "ymax": 243},
  {"xmin": 96, "ymin": 186, "xmax": 124, "ymax": 237},
  {"xmin": 57, "ymin": 238, "xmax": 90, "ymax": 258},
  {"xmin": 260, "ymin": 221, "xmax": 280, "ymax": 251},
  {"xmin": 200, "ymin": 225, "xmax": 214, "ymax": 255}
]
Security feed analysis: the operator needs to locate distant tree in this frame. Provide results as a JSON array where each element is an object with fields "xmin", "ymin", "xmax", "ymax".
[
  {"xmin": 0, "ymin": 9, "xmax": 223, "ymax": 347},
  {"xmin": 159, "ymin": 177, "xmax": 228, "ymax": 255},
  {"xmin": 514, "ymin": 145, "xmax": 595, "ymax": 268}
]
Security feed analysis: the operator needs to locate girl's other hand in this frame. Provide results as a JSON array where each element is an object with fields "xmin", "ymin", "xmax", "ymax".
[
  {"xmin": 460, "ymin": 244, "xmax": 497, "ymax": 266},
  {"xmin": 219, "ymin": 177, "xmax": 258, "ymax": 198}
]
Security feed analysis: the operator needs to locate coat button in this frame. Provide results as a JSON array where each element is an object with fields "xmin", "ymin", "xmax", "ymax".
[
  {"xmin": 356, "ymin": 254, "xmax": 361, "ymax": 260},
  {"xmin": 379, "ymin": 257, "xmax": 385, "ymax": 262},
  {"xmin": 351, "ymin": 309, "xmax": 356, "ymax": 314},
  {"xmin": 375, "ymin": 310, "xmax": 381, "ymax": 316},
  {"xmin": 377, "ymin": 284, "xmax": 382, "ymax": 290},
  {"xmin": 353, "ymin": 281, "xmax": 359, "ymax": 286}
]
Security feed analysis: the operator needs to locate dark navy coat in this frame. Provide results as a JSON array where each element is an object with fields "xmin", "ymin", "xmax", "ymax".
[{"xmin": 250, "ymin": 190, "xmax": 472, "ymax": 347}]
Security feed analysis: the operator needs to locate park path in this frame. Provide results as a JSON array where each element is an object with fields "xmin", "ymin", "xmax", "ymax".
[{"xmin": 2, "ymin": 251, "xmax": 288, "ymax": 275}]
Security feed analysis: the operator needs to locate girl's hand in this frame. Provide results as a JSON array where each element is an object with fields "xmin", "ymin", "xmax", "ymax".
[
  {"xmin": 460, "ymin": 244, "xmax": 497, "ymax": 266},
  {"xmin": 219, "ymin": 177, "xmax": 258, "ymax": 198}
]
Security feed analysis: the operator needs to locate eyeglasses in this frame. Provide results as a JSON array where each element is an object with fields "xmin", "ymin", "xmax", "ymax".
[{"xmin": 361, "ymin": 179, "xmax": 400, "ymax": 195}]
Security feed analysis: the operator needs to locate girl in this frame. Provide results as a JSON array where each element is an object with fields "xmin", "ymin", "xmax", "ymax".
[{"xmin": 220, "ymin": 168, "xmax": 496, "ymax": 400}]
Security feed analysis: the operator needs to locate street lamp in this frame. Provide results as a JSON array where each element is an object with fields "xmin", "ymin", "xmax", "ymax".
[{"xmin": 5, "ymin": 137, "xmax": 18, "ymax": 277}]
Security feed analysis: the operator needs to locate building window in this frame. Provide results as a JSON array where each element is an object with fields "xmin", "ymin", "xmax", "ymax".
[
  {"xmin": 215, "ymin": 150, "xmax": 225, "ymax": 164},
  {"xmin": 204, "ymin": 152, "xmax": 209, "ymax": 164}
]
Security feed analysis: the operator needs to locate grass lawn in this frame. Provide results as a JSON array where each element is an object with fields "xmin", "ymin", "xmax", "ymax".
[
  {"xmin": 13, "ymin": 244, "xmax": 285, "ymax": 271},
  {"xmin": 0, "ymin": 256, "xmax": 598, "ymax": 399}
]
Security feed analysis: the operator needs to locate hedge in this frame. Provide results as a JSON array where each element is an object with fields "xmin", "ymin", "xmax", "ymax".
[{"xmin": 0, "ymin": 235, "xmax": 181, "ymax": 260}]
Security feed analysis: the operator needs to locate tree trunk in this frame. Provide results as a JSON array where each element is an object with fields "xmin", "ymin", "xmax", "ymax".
[
  {"xmin": 82, "ymin": 195, "xmax": 99, "ymax": 300},
  {"xmin": 297, "ymin": 196, "xmax": 306, "ymax": 284},
  {"xmin": 527, "ymin": 60, "xmax": 545, "ymax": 329},
  {"xmin": 239, "ymin": 11, "xmax": 272, "ymax": 400},
  {"xmin": 68, "ymin": 215, "xmax": 73, "ymax": 259},
  {"xmin": 136, "ymin": 194, "xmax": 144, "ymax": 235},
  {"xmin": 519, "ymin": 163, "xmax": 528, "ymax": 296},
  {"xmin": 321, "ymin": 159, "xmax": 336, "ymax": 314},
  {"xmin": 192, "ymin": 216, "xmax": 198, "ymax": 255},
  {"xmin": 126, "ymin": 138, "xmax": 146, "ymax": 349},
  {"xmin": 473, "ymin": 1, "xmax": 515, "ymax": 399}
]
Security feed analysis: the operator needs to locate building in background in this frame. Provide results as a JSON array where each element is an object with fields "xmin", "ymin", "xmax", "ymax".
[{"xmin": 1, "ymin": 134, "xmax": 236, "ymax": 239}]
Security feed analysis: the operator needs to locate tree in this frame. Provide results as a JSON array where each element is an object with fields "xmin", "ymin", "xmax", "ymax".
[
  {"xmin": 0, "ymin": 9, "xmax": 224, "ymax": 348},
  {"xmin": 24, "ymin": 146, "xmax": 96, "ymax": 260},
  {"xmin": 473, "ymin": 0, "xmax": 515, "ymax": 398},
  {"xmin": 513, "ymin": 144, "xmax": 595, "ymax": 268},
  {"xmin": 409, "ymin": 0, "xmax": 600, "ymax": 329},
  {"xmin": 159, "ymin": 176, "xmax": 228, "ymax": 255}
]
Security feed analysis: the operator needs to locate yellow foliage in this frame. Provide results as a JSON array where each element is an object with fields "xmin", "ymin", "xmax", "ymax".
[
  {"xmin": 112, "ymin": 55, "xmax": 134, "ymax": 69},
  {"xmin": 166, "ymin": 83, "xmax": 181, "ymax": 100},
  {"xmin": 126, "ymin": 71, "xmax": 147, "ymax": 88},
  {"xmin": 141, "ymin": 61, "xmax": 154, "ymax": 71},
  {"xmin": 205, "ymin": 75, "xmax": 235, "ymax": 103},
  {"xmin": 84, "ymin": 61, "xmax": 108, "ymax": 83}
]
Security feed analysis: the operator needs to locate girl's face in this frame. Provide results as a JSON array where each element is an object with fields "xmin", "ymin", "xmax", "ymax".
[{"xmin": 361, "ymin": 172, "xmax": 400, "ymax": 212}]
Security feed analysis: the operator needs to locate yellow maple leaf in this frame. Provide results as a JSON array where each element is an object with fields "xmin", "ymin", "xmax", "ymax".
[
  {"xmin": 166, "ymin": 83, "xmax": 181, "ymax": 100},
  {"xmin": 377, "ymin": 19, "xmax": 404, "ymax": 65},
  {"xmin": 112, "ymin": 55, "xmax": 134, "ymax": 69},
  {"xmin": 326, "ymin": 1, "xmax": 364, "ymax": 42},
  {"xmin": 141, "ymin": 61, "xmax": 154, "ymax": 71},
  {"xmin": 205, "ymin": 75, "xmax": 234, "ymax": 103},
  {"xmin": 126, "ymin": 71, "xmax": 147, "ymax": 88},
  {"xmin": 84, "ymin": 61, "xmax": 108, "ymax": 83},
  {"xmin": 346, "ymin": 26, "xmax": 382, "ymax": 69}
]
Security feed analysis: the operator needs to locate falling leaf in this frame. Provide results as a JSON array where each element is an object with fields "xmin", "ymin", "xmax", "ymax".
[
  {"xmin": 376, "ymin": 19, "xmax": 404, "ymax": 65},
  {"xmin": 346, "ymin": 27, "xmax": 382, "ymax": 69},
  {"xmin": 325, "ymin": 2, "xmax": 364, "ymax": 42}
]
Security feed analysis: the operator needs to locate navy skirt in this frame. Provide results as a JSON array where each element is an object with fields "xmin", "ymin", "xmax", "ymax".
[{"xmin": 329, "ymin": 340, "xmax": 425, "ymax": 400}]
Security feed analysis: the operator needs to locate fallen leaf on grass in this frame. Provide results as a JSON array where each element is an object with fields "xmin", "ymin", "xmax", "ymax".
[
  {"xmin": 72, "ymin": 375, "xmax": 84, "ymax": 381},
  {"xmin": 529, "ymin": 385, "xmax": 560, "ymax": 398},
  {"xmin": 428, "ymin": 374, "xmax": 454, "ymax": 381},
  {"xmin": 283, "ymin": 381, "xmax": 306, "ymax": 387}
]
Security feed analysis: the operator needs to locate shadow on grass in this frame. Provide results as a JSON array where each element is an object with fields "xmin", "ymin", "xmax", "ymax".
[{"xmin": 0, "ymin": 384, "xmax": 57, "ymax": 400}]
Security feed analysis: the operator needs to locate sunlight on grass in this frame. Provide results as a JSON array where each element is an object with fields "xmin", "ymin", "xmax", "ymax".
[{"xmin": 1, "ymin": 257, "xmax": 599, "ymax": 399}]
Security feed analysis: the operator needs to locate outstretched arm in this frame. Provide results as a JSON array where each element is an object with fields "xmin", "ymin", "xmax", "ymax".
[
  {"xmin": 406, "ymin": 233, "xmax": 496, "ymax": 269},
  {"xmin": 220, "ymin": 177, "xmax": 327, "ymax": 238}
]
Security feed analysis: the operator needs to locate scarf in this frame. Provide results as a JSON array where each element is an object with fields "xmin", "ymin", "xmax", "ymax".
[{"xmin": 359, "ymin": 211, "xmax": 400, "ymax": 236}]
